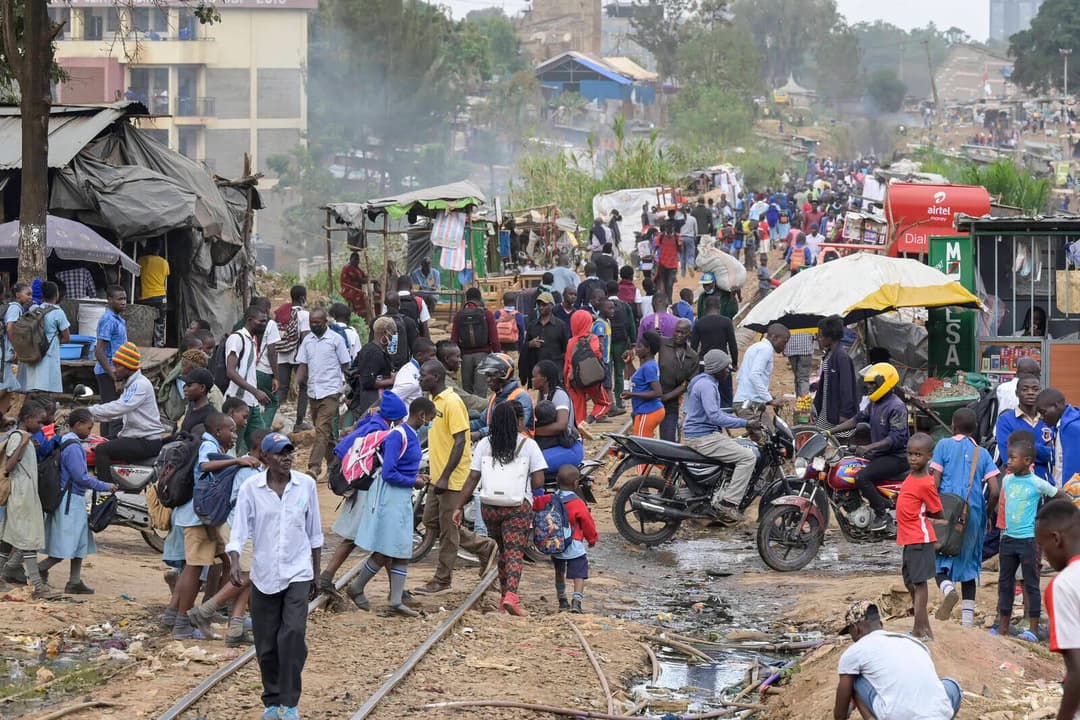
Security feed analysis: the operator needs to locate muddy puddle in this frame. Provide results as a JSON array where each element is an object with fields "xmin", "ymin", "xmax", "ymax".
[{"xmin": 594, "ymin": 526, "xmax": 895, "ymax": 712}]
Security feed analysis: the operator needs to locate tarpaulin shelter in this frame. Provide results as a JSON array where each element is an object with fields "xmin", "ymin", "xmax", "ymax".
[
  {"xmin": 324, "ymin": 181, "xmax": 487, "ymax": 321},
  {"xmin": 0, "ymin": 101, "xmax": 261, "ymax": 339}
]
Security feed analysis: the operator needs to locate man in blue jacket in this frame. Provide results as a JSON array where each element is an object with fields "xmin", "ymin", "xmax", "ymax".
[
  {"xmin": 997, "ymin": 375, "xmax": 1051, "ymax": 481},
  {"xmin": 1036, "ymin": 388, "xmax": 1080, "ymax": 487}
]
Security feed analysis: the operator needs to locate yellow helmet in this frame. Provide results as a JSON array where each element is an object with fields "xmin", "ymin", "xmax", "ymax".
[{"xmin": 863, "ymin": 362, "xmax": 899, "ymax": 402}]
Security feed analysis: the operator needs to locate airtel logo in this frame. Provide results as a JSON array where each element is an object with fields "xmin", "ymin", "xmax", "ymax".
[
  {"xmin": 933, "ymin": 191, "xmax": 947, "ymax": 204},
  {"xmin": 927, "ymin": 190, "xmax": 951, "ymax": 218}
]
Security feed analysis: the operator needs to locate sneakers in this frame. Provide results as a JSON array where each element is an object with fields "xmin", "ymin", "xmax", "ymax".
[
  {"xmin": 1018, "ymin": 630, "xmax": 1039, "ymax": 642},
  {"xmin": 262, "ymin": 706, "xmax": 281, "ymax": 720},
  {"xmin": 412, "ymin": 580, "xmax": 451, "ymax": 596},
  {"xmin": 32, "ymin": 584, "xmax": 62, "ymax": 600},
  {"xmin": 608, "ymin": 406, "xmax": 627, "ymax": 417},
  {"xmin": 280, "ymin": 707, "xmax": 300, "ymax": 720},
  {"xmin": 187, "ymin": 605, "xmax": 219, "ymax": 639},
  {"xmin": 4, "ymin": 566, "xmax": 26, "ymax": 585},
  {"xmin": 476, "ymin": 540, "xmax": 499, "ymax": 578},
  {"xmin": 868, "ymin": 511, "xmax": 890, "ymax": 533},
  {"xmin": 936, "ymin": 588, "xmax": 959, "ymax": 621},
  {"xmin": 64, "ymin": 581, "xmax": 94, "ymax": 595},
  {"xmin": 711, "ymin": 503, "xmax": 741, "ymax": 526},
  {"xmin": 501, "ymin": 591, "xmax": 526, "ymax": 616},
  {"xmin": 558, "ymin": 597, "xmax": 571, "ymax": 612},
  {"xmin": 570, "ymin": 598, "xmax": 583, "ymax": 614}
]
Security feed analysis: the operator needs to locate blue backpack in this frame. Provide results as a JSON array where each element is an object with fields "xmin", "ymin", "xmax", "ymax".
[
  {"xmin": 533, "ymin": 492, "xmax": 571, "ymax": 556},
  {"xmin": 193, "ymin": 452, "xmax": 244, "ymax": 526}
]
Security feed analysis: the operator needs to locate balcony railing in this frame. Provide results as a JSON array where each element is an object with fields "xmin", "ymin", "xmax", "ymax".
[{"xmin": 175, "ymin": 96, "xmax": 215, "ymax": 118}]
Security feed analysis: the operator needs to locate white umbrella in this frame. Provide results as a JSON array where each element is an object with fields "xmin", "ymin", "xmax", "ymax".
[{"xmin": 739, "ymin": 252, "xmax": 981, "ymax": 332}]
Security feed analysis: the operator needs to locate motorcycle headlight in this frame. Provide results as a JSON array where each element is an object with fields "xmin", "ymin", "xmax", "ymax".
[{"xmin": 794, "ymin": 456, "xmax": 808, "ymax": 476}]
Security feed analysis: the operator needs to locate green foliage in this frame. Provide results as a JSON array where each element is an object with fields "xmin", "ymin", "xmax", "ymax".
[
  {"xmin": 865, "ymin": 69, "xmax": 907, "ymax": 113},
  {"xmin": 676, "ymin": 24, "xmax": 762, "ymax": 99},
  {"xmin": 465, "ymin": 10, "xmax": 526, "ymax": 77},
  {"xmin": 628, "ymin": 0, "xmax": 730, "ymax": 81},
  {"xmin": 736, "ymin": 148, "xmax": 786, "ymax": 189},
  {"xmin": 1009, "ymin": 0, "xmax": 1080, "ymax": 93},
  {"xmin": 813, "ymin": 25, "xmax": 862, "ymax": 106},
  {"xmin": 732, "ymin": 0, "xmax": 840, "ymax": 86},
  {"xmin": 669, "ymin": 86, "xmax": 755, "ymax": 148}
]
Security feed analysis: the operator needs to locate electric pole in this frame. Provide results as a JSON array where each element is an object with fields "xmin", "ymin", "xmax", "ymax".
[
  {"xmin": 924, "ymin": 40, "xmax": 941, "ymax": 126},
  {"xmin": 1062, "ymin": 48, "xmax": 1073, "ymax": 97}
]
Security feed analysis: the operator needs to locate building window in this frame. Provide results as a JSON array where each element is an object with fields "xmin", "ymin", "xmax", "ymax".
[
  {"xmin": 48, "ymin": 7, "xmax": 70, "ymax": 40},
  {"xmin": 177, "ymin": 8, "xmax": 200, "ymax": 40},
  {"xmin": 178, "ymin": 127, "xmax": 200, "ymax": 160},
  {"xmin": 83, "ymin": 7, "xmax": 122, "ymax": 41},
  {"xmin": 142, "ymin": 129, "xmax": 170, "ymax": 148},
  {"xmin": 130, "ymin": 7, "xmax": 170, "ymax": 38},
  {"xmin": 128, "ymin": 67, "xmax": 170, "ymax": 114}
]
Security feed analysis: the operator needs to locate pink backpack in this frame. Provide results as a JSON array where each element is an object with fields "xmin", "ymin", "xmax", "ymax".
[{"xmin": 341, "ymin": 426, "xmax": 407, "ymax": 492}]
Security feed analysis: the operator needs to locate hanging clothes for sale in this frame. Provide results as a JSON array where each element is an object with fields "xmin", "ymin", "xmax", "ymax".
[
  {"xmin": 499, "ymin": 230, "xmax": 511, "ymax": 258},
  {"xmin": 431, "ymin": 211, "xmax": 467, "ymax": 249}
]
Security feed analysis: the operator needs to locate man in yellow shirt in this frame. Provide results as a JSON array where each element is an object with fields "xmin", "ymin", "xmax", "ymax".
[
  {"xmin": 415, "ymin": 360, "xmax": 496, "ymax": 595},
  {"xmin": 137, "ymin": 241, "xmax": 170, "ymax": 347}
]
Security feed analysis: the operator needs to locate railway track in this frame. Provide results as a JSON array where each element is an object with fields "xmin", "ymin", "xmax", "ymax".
[{"xmin": 150, "ymin": 423, "xmax": 632, "ymax": 720}]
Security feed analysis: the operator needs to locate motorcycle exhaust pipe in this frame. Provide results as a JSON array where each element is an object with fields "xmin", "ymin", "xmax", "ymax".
[{"xmin": 630, "ymin": 495, "xmax": 693, "ymax": 520}]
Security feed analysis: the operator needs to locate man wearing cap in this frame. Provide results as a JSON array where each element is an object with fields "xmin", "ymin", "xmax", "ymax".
[
  {"xmin": 88, "ymin": 341, "xmax": 165, "ymax": 480},
  {"xmin": 834, "ymin": 600, "xmax": 961, "ymax": 720},
  {"xmin": 681, "ymin": 349, "xmax": 760, "ymax": 524},
  {"xmin": 228, "ymin": 432, "xmax": 323, "ymax": 720},
  {"xmin": 522, "ymin": 291, "xmax": 569, "ymax": 386},
  {"xmin": 696, "ymin": 273, "xmax": 739, "ymax": 320}
]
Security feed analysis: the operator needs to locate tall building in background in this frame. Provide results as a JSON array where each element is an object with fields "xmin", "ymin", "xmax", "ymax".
[
  {"xmin": 50, "ymin": 0, "xmax": 313, "ymax": 248},
  {"xmin": 989, "ymin": 0, "xmax": 1044, "ymax": 42},
  {"xmin": 519, "ymin": 0, "xmax": 602, "ymax": 62}
]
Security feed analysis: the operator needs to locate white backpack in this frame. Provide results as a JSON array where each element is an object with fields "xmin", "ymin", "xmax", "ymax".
[{"xmin": 477, "ymin": 438, "xmax": 530, "ymax": 507}]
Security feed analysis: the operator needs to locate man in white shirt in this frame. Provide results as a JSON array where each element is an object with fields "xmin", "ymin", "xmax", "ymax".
[
  {"xmin": 833, "ymin": 601, "xmax": 961, "ymax": 720},
  {"xmin": 1035, "ymin": 500, "xmax": 1080, "ymax": 720},
  {"xmin": 254, "ymin": 301, "xmax": 281, "ymax": 427},
  {"xmin": 734, "ymin": 324, "xmax": 790, "ymax": 413},
  {"xmin": 391, "ymin": 337, "xmax": 436, "ymax": 407},
  {"xmin": 227, "ymin": 433, "xmax": 322, "ymax": 720},
  {"xmin": 225, "ymin": 306, "xmax": 271, "ymax": 454},
  {"xmin": 275, "ymin": 285, "xmax": 312, "ymax": 432},
  {"xmin": 295, "ymin": 308, "xmax": 351, "ymax": 478},
  {"xmin": 805, "ymin": 223, "xmax": 826, "ymax": 264}
]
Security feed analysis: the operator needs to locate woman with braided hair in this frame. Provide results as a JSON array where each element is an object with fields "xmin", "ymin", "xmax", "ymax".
[{"xmin": 453, "ymin": 401, "xmax": 547, "ymax": 616}]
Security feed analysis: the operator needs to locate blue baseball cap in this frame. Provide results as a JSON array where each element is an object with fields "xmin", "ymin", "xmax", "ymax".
[
  {"xmin": 701, "ymin": 272, "xmax": 716, "ymax": 285},
  {"xmin": 261, "ymin": 432, "xmax": 295, "ymax": 454}
]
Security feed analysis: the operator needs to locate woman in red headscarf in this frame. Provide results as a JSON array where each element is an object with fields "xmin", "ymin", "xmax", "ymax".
[{"xmin": 564, "ymin": 309, "xmax": 611, "ymax": 439}]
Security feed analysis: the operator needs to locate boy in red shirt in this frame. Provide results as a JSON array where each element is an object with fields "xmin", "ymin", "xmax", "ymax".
[
  {"xmin": 895, "ymin": 433, "xmax": 944, "ymax": 639},
  {"xmin": 534, "ymin": 465, "xmax": 598, "ymax": 613}
]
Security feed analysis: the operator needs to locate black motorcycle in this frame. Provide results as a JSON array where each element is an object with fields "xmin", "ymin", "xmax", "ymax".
[{"xmin": 610, "ymin": 417, "xmax": 796, "ymax": 546}]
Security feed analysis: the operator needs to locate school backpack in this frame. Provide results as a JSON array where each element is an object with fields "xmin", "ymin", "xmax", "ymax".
[
  {"xmin": 341, "ymin": 425, "xmax": 408, "ymax": 493},
  {"xmin": 533, "ymin": 492, "xmax": 571, "ymax": 556},
  {"xmin": 153, "ymin": 433, "xmax": 202, "ymax": 508},
  {"xmin": 789, "ymin": 247, "xmax": 808, "ymax": 273},
  {"xmin": 275, "ymin": 304, "xmax": 301, "ymax": 355},
  {"xmin": 477, "ymin": 437, "xmax": 530, "ymax": 507},
  {"xmin": 329, "ymin": 323, "xmax": 349, "ymax": 348},
  {"xmin": 39, "ymin": 438, "xmax": 81, "ymax": 514},
  {"xmin": 9, "ymin": 306, "xmax": 53, "ymax": 364},
  {"xmin": 457, "ymin": 305, "xmax": 489, "ymax": 351},
  {"xmin": 495, "ymin": 309, "xmax": 520, "ymax": 344},
  {"xmin": 193, "ymin": 452, "xmax": 244, "ymax": 526},
  {"xmin": 569, "ymin": 338, "xmax": 605, "ymax": 390},
  {"xmin": 209, "ymin": 332, "xmax": 236, "ymax": 393},
  {"xmin": 398, "ymin": 292, "xmax": 421, "ymax": 324}
]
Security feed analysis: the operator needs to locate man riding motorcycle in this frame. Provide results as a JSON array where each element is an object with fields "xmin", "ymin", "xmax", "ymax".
[
  {"xmin": 830, "ymin": 362, "xmax": 910, "ymax": 533},
  {"xmin": 87, "ymin": 342, "xmax": 165, "ymax": 479},
  {"xmin": 681, "ymin": 349, "xmax": 761, "ymax": 525},
  {"xmin": 473, "ymin": 352, "xmax": 533, "ymax": 437}
]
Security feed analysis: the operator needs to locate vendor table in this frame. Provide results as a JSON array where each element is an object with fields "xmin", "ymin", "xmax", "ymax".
[{"xmin": 60, "ymin": 346, "xmax": 178, "ymax": 394}]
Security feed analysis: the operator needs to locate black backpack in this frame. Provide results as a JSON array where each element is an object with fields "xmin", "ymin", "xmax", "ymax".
[
  {"xmin": 153, "ymin": 433, "xmax": 202, "ymax": 508},
  {"xmin": 458, "ymin": 306, "xmax": 489, "ymax": 351},
  {"xmin": 38, "ymin": 438, "xmax": 81, "ymax": 514},
  {"xmin": 569, "ymin": 338, "xmax": 605, "ymax": 389},
  {"xmin": 398, "ymin": 292, "xmax": 421, "ymax": 324}
]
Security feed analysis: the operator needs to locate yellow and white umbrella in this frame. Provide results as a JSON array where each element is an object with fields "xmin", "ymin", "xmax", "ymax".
[{"xmin": 740, "ymin": 252, "xmax": 981, "ymax": 332}]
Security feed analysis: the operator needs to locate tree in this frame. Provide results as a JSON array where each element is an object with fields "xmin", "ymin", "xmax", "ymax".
[
  {"xmin": 865, "ymin": 68, "xmax": 907, "ymax": 113},
  {"xmin": 465, "ymin": 9, "xmax": 526, "ymax": 77},
  {"xmin": 1009, "ymin": 0, "xmax": 1080, "ymax": 92},
  {"xmin": 813, "ymin": 23, "xmax": 862, "ymax": 107},
  {"xmin": 676, "ymin": 23, "xmax": 762, "ymax": 100},
  {"xmin": 732, "ymin": 0, "xmax": 840, "ymax": 86},
  {"xmin": 669, "ymin": 85, "xmax": 754, "ymax": 147},
  {"xmin": 627, "ymin": 0, "xmax": 706, "ymax": 82}
]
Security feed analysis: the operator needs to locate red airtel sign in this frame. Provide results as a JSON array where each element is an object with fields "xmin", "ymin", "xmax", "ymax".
[{"xmin": 885, "ymin": 183, "xmax": 990, "ymax": 255}]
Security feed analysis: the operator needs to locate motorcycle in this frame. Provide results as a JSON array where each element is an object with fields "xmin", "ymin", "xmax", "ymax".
[
  {"xmin": 610, "ymin": 415, "xmax": 796, "ymax": 546},
  {"xmin": 73, "ymin": 385, "xmax": 166, "ymax": 552},
  {"xmin": 756, "ymin": 429, "xmax": 902, "ymax": 572},
  {"xmin": 410, "ymin": 457, "xmax": 603, "ymax": 563}
]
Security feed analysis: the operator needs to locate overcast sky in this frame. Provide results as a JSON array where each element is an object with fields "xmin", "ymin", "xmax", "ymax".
[{"xmin": 442, "ymin": 0, "xmax": 992, "ymax": 41}]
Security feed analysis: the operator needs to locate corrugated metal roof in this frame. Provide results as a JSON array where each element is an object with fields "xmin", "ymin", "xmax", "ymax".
[
  {"xmin": 0, "ymin": 101, "xmax": 147, "ymax": 170},
  {"xmin": 954, "ymin": 213, "xmax": 1080, "ymax": 232},
  {"xmin": 602, "ymin": 56, "xmax": 657, "ymax": 81},
  {"xmin": 535, "ymin": 51, "xmax": 633, "ymax": 85}
]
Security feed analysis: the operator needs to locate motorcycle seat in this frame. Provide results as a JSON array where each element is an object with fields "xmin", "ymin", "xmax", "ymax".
[
  {"xmin": 622, "ymin": 436, "xmax": 713, "ymax": 463},
  {"xmin": 871, "ymin": 471, "xmax": 908, "ymax": 485}
]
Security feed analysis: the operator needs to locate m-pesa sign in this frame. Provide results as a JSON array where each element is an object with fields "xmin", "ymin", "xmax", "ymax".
[{"xmin": 885, "ymin": 183, "xmax": 990, "ymax": 254}]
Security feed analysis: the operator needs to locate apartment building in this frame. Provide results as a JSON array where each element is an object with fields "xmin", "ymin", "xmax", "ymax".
[{"xmin": 51, "ymin": 0, "xmax": 313, "ymax": 246}]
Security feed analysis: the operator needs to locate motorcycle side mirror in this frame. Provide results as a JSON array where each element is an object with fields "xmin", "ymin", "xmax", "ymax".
[{"xmin": 73, "ymin": 384, "xmax": 94, "ymax": 404}]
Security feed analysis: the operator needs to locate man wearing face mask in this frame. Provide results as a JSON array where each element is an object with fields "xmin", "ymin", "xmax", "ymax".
[
  {"xmin": 349, "ymin": 316, "xmax": 398, "ymax": 416},
  {"xmin": 225, "ymin": 305, "xmax": 272, "ymax": 454},
  {"xmin": 296, "ymin": 308, "xmax": 352, "ymax": 477}
]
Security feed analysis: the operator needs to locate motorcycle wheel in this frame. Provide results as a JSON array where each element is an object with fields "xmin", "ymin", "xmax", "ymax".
[
  {"xmin": 756, "ymin": 503, "xmax": 824, "ymax": 572},
  {"xmin": 141, "ymin": 527, "xmax": 166, "ymax": 554},
  {"xmin": 612, "ymin": 475, "xmax": 681, "ymax": 546},
  {"xmin": 757, "ymin": 479, "xmax": 831, "ymax": 527},
  {"xmin": 412, "ymin": 523, "xmax": 436, "ymax": 563}
]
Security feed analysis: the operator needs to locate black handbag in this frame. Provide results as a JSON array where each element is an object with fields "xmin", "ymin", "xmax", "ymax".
[
  {"xmin": 88, "ymin": 491, "xmax": 118, "ymax": 534},
  {"xmin": 931, "ymin": 441, "xmax": 980, "ymax": 558}
]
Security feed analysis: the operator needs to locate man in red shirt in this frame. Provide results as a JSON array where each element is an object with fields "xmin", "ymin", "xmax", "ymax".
[
  {"xmin": 895, "ymin": 433, "xmax": 944, "ymax": 639},
  {"xmin": 1036, "ymin": 500, "xmax": 1080, "ymax": 720},
  {"xmin": 653, "ymin": 211, "xmax": 681, "ymax": 298}
]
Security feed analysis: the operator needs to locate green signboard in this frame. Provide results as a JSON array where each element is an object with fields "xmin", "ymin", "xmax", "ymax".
[{"xmin": 928, "ymin": 235, "xmax": 976, "ymax": 374}]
